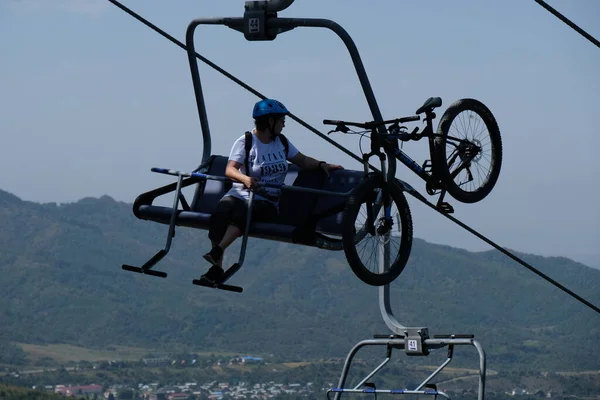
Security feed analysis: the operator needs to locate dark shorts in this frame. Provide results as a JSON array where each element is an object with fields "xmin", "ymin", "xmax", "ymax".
[{"xmin": 208, "ymin": 195, "xmax": 278, "ymax": 242}]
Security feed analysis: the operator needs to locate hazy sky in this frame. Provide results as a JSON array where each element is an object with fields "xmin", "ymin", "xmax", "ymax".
[{"xmin": 1, "ymin": 0, "xmax": 599, "ymax": 268}]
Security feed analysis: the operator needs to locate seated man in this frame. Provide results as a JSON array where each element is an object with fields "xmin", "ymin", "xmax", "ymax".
[{"xmin": 201, "ymin": 98, "xmax": 344, "ymax": 282}]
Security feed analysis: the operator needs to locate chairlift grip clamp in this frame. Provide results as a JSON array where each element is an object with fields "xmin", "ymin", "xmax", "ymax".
[
  {"xmin": 244, "ymin": 1, "xmax": 278, "ymax": 41},
  {"xmin": 404, "ymin": 327, "xmax": 430, "ymax": 356}
]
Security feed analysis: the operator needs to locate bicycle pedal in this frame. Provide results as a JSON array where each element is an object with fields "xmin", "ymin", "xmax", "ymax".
[
  {"xmin": 422, "ymin": 160, "xmax": 433, "ymax": 173},
  {"xmin": 437, "ymin": 202, "xmax": 454, "ymax": 214}
]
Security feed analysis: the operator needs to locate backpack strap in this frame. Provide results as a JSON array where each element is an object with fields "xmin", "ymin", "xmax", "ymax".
[
  {"xmin": 278, "ymin": 133, "xmax": 290, "ymax": 159},
  {"xmin": 244, "ymin": 131, "xmax": 252, "ymax": 176}
]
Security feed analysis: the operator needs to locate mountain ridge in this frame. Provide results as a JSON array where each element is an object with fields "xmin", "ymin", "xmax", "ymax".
[
  {"xmin": 1, "ymin": 187, "xmax": 596, "ymax": 270},
  {"xmin": 1, "ymin": 188, "xmax": 598, "ymax": 371}
]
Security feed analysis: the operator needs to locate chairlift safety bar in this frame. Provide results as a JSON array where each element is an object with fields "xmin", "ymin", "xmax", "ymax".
[{"xmin": 151, "ymin": 167, "xmax": 353, "ymax": 197}]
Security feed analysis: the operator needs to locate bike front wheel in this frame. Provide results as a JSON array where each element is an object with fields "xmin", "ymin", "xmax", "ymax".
[
  {"xmin": 342, "ymin": 175, "xmax": 413, "ymax": 286},
  {"xmin": 435, "ymin": 98, "xmax": 503, "ymax": 203}
]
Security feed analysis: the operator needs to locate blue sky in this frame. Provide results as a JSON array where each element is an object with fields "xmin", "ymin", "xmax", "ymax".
[{"xmin": 1, "ymin": 0, "xmax": 599, "ymax": 268}]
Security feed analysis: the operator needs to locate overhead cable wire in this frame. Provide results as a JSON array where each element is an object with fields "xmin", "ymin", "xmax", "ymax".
[{"xmin": 533, "ymin": 0, "xmax": 600, "ymax": 49}]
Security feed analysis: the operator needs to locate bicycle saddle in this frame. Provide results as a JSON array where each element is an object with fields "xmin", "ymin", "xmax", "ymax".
[{"xmin": 415, "ymin": 97, "xmax": 442, "ymax": 114}]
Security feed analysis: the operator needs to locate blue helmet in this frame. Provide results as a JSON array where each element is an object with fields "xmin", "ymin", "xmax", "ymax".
[{"xmin": 252, "ymin": 98, "xmax": 289, "ymax": 119}]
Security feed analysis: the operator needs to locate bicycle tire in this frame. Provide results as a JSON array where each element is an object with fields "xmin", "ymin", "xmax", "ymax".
[
  {"xmin": 435, "ymin": 98, "xmax": 503, "ymax": 203},
  {"xmin": 342, "ymin": 175, "xmax": 413, "ymax": 286}
]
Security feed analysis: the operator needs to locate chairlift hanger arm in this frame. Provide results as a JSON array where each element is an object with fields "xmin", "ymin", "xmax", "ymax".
[
  {"xmin": 184, "ymin": 14, "xmax": 388, "ymax": 172},
  {"xmin": 107, "ymin": 0, "xmax": 387, "ymax": 173},
  {"xmin": 265, "ymin": 18, "xmax": 386, "ymax": 133}
]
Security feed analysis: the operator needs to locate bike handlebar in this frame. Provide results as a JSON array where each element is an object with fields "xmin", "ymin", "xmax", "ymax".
[{"xmin": 323, "ymin": 115, "xmax": 420, "ymax": 129}]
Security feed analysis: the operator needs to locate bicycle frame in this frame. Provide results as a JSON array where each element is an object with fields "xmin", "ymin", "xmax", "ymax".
[
  {"xmin": 385, "ymin": 115, "xmax": 438, "ymax": 184},
  {"xmin": 356, "ymin": 111, "xmax": 439, "ymax": 210},
  {"xmin": 363, "ymin": 109, "xmax": 481, "ymax": 209}
]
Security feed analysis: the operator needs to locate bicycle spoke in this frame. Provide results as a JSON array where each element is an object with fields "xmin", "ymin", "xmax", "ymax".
[
  {"xmin": 444, "ymin": 108, "xmax": 496, "ymax": 193},
  {"xmin": 434, "ymin": 98, "xmax": 502, "ymax": 203},
  {"xmin": 352, "ymin": 196, "xmax": 403, "ymax": 274}
]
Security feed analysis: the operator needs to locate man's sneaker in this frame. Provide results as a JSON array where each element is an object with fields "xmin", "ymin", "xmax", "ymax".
[
  {"xmin": 201, "ymin": 265, "xmax": 225, "ymax": 283},
  {"xmin": 203, "ymin": 245, "xmax": 223, "ymax": 267}
]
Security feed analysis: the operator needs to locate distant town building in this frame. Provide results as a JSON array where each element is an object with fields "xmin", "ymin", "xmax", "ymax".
[
  {"xmin": 167, "ymin": 393, "xmax": 189, "ymax": 400},
  {"xmin": 55, "ymin": 384, "xmax": 103, "ymax": 397},
  {"xmin": 240, "ymin": 356, "xmax": 264, "ymax": 364}
]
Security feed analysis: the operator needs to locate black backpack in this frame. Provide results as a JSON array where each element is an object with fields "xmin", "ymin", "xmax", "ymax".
[{"xmin": 244, "ymin": 131, "xmax": 289, "ymax": 175}]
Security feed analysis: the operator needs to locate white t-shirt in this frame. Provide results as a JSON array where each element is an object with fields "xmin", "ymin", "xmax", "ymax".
[{"xmin": 225, "ymin": 131, "xmax": 299, "ymax": 205}]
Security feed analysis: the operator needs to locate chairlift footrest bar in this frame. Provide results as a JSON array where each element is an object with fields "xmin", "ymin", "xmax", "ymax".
[
  {"xmin": 143, "ymin": 269, "xmax": 168, "ymax": 278},
  {"xmin": 121, "ymin": 249, "xmax": 169, "ymax": 278},
  {"xmin": 121, "ymin": 265, "xmax": 168, "ymax": 278},
  {"xmin": 122, "ymin": 264, "xmax": 143, "ymax": 274},
  {"xmin": 192, "ymin": 277, "xmax": 243, "ymax": 293}
]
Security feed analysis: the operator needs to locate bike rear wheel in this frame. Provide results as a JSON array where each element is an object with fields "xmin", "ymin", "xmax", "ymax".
[
  {"xmin": 435, "ymin": 98, "xmax": 503, "ymax": 203},
  {"xmin": 342, "ymin": 175, "xmax": 413, "ymax": 286}
]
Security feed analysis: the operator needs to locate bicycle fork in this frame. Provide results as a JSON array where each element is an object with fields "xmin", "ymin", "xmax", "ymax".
[{"xmin": 362, "ymin": 152, "xmax": 395, "ymax": 237}]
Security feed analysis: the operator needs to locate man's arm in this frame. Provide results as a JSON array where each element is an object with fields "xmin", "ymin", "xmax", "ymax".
[
  {"xmin": 288, "ymin": 152, "xmax": 344, "ymax": 176},
  {"xmin": 225, "ymin": 160, "xmax": 258, "ymax": 189}
]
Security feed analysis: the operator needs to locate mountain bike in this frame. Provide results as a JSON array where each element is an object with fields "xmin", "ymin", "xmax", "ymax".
[{"xmin": 323, "ymin": 97, "xmax": 503, "ymax": 286}]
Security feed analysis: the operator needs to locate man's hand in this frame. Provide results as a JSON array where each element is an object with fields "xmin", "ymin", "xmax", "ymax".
[
  {"xmin": 320, "ymin": 162, "xmax": 344, "ymax": 177},
  {"xmin": 242, "ymin": 176, "xmax": 259, "ymax": 190}
]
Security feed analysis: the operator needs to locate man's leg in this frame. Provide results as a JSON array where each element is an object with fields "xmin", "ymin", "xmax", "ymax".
[
  {"xmin": 203, "ymin": 197, "xmax": 247, "ymax": 278},
  {"xmin": 217, "ymin": 225, "xmax": 242, "ymax": 249},
  {"xmin": 205, "ymin": 224, "xmax": 242, "ymax": 269}
]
